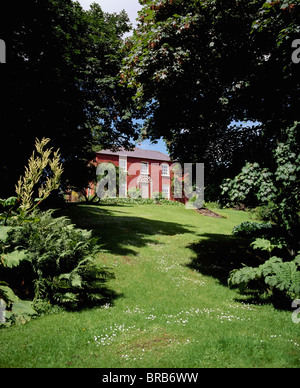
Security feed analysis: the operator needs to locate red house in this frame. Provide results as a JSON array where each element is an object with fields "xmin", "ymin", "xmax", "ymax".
[{"xmin": 92, "ymin": 147, "xmax": 174, "ymax": 200}]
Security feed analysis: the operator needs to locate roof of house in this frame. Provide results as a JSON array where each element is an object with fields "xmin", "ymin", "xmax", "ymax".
[{"xmin": 96, "ymin": 147, "xmax": 170, "ymax": 162}]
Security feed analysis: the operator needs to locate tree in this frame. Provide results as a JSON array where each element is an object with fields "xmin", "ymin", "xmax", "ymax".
[
  {"xmin": 78, "ymin": 4, "xmax": 141, "ymax": 151},
  {"xmin": 0, "ymin": 1, "xmax": 140, "ymax": 197},
  {"xmin": 63, "ymin": 3, "xmax": 143, "ymax": 195},
  {"xmin": 121, "ymin": 0, "xmax": 300, "ymax": 185},
  {"xmin": 221, "ymin": 122, "xmax": 300, "ymax": 247}
]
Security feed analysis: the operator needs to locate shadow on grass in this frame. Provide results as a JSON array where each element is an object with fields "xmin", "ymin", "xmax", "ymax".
[
  {"xmin": 186, "ymin": 233, "xmax": 294, "ymax": 309},
  {"xmin": 186, "ymin": 233, "xmax": 261, "ymax": 285},
  {"xmin": 57, "ymin": 203, "xmax": 194, "ymax": 257},
  {"xmin": 53, "ymin": 203, "xmax": 195, "ymax": 308}
]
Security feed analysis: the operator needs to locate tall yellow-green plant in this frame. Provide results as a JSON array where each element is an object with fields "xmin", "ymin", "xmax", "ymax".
[{"xmin": 15, "ymin": 138, "xmax": 63, "ymax": 213}]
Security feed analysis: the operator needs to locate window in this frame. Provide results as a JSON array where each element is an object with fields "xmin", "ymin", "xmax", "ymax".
[
  {"xmin": 162, "ymin": 184, "xmax": 170, "ymax": 199},
  {"xmin": 161, "ymin": 163, "xmax": 169, "ymax": 176},
  {"xmin": 141, "ymin": 162, "xmax": 149, "ymax": 174}
]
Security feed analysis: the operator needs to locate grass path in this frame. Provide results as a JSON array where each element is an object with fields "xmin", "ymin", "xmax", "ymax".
[{"xmin": 0, "ymin": 204, "xmax": 299, "ymax": 368}]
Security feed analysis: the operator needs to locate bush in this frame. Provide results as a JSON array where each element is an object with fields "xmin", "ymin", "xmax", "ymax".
[
  {"xmin": 1, "ymin": 139, "xmax": 113, "ymax": 324},
  {"xmin": 99, "ymin": 197, "xmax": 184, "ymax": 206},
  {"xmin": 2, "ymin": 210, "xmax": 114, "ymax": 312},
  {"xmin": 221, "ymin": 123, "xmax": 300, "ymax": 233},
  {"xmin": 220, "ymin": 162, "xmax": 275, "ymax": 208},
  {"xmin": 229, "ymin": 219, "xmax": 299, "ymax": 306},
  {"xmin": 228, "ymin": 255, "xmax": 300, "ymax": 304},
  {"xmin": 232, "ymin": 221, "xmax": 275, "ymax": 238},
  {"xmin": 252, "ymin": 202, "xmax": 278, "ymax": 222}
]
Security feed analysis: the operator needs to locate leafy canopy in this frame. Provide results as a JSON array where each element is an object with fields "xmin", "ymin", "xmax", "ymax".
[
  {"xmin": 0, "ymin": 0, "xmax": 140, "ymax": 197},
  {"xmin": 221, "ymin": 122, "xmax": 300, "ymax": 232},
  {"xmin": 121, "ymin": 0, "xmax": 300, "ymax": 181}
]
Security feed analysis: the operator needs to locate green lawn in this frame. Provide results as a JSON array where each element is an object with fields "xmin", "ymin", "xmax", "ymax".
[{"xmin": 0, "ymin": 203, "xmax": 299, "ymax": 368}]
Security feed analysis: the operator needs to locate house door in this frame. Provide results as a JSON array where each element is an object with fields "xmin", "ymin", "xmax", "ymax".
[{"xmin": 141, "ymin": 182, "xmax": 149, "ymax": 199}]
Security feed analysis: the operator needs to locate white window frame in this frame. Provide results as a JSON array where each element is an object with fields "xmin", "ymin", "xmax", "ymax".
[
  {"xmin": 161, "ymin": 163, "xmax": 169, "ymax": 177},
  {"xmin": 141, "ymin": 162, "xmax": 149, "ymax": 175},
  {"xmin": 162, "ymin": 184, "xmax": 170, "ymax": 199}
]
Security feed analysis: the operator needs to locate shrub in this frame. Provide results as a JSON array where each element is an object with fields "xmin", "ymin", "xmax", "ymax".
[
  {"xmin": 1, "ymin": 139, "xmax": 113, "ymax": 324},
  {"xmin": 232, "ymin": 221, "xmax": 275, "ymax": 238},
  {"xmin": 0, "ymin": 197, "xmax": 20, "ymax": 226},
  {"xmin": 127, "ymin": 187, "xmax": 141, "ymax": 199},
  {"xmin": 221, "ymin": 123, "xmax": 300, "ymax": 233},
  {"xmin": 228, "ymin": 255, "xmax": 300, "ymax": 303},
  {"xmin": 3, "ymin": 211, "xmax": 114, "ymax": 311},
  {"xmin": 99, "ymin": 197, "xmax": 184, "ymax": 206},
  {"xmin": 0, "ymin": 138, "xmax": 63, "ymax": 227},
  {"xmin": 0, "ymin": 288, "xmax": 37, "ymax": 327},
  {"xmin": 252, "ymin": 202, "xmax": 278, "ymax": 222},
  {"xmin": 250, "ymin": 237, "xmax": 287, "ymax": 257},
  {"xmin": 15, "ymin": 137, "xmax": 63, "ymax": 214},
  {"xmin": 220, "ymin": 162, "xmax": 277, "ymax": 208}
]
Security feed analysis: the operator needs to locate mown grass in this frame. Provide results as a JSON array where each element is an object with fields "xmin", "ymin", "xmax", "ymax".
[{"xmin": 0, "ymin": 203, "xmax": 299, "ymax": 368}]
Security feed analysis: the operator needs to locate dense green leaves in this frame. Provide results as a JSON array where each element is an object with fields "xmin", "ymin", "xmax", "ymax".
[
  {"xmin": 0, "ymin": 282, "xmax": 18, "ymax": 308},
  {"xmin": 0, "ymin": 0, "xmax": 139, "ymax": 197},
  {"xmin": 1, "ymin": 249, "xmax": 29, "ymax": 269},
  {"xmin": 228, "ymin": 256, "xmax": 300, "ymax": 299},
  {"xmin": 221, "ymin": 122, "xmax": 300, "ymax": 232},
  {"xmin": 229, "ymin": 255, "xmax": 300, "ymax": 301},
  {"xmin": 121, "ymin": 0, "xmax": 300, "ymax": 183},
  {"xmin": 0, "ymin": 226, "xmax": 12, "ymax": 243},
  {"xmin": 0, "ymin": 210, "xmax": 114, "ymax": 315},
  {"xmin": 6, "ymin": 300, "xmax": 37, "ymax": 326},
  {"xmin": 221, "ymin": 162, "xmax": 276, "ymax": 207},
  {"xmin": 251, "ymin": 238, "xmax": 287, "ymax": 256},
  {"xmin": 265, "ymin": 260, "xmax": 300, "ymax": 295},
  {"xmin": 232, "ymin": 221, "xmax": 275, "ymax": 238},
  {"xmin": 227, "ymin": 121, "xmax": 299, "ymax": 305}
]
